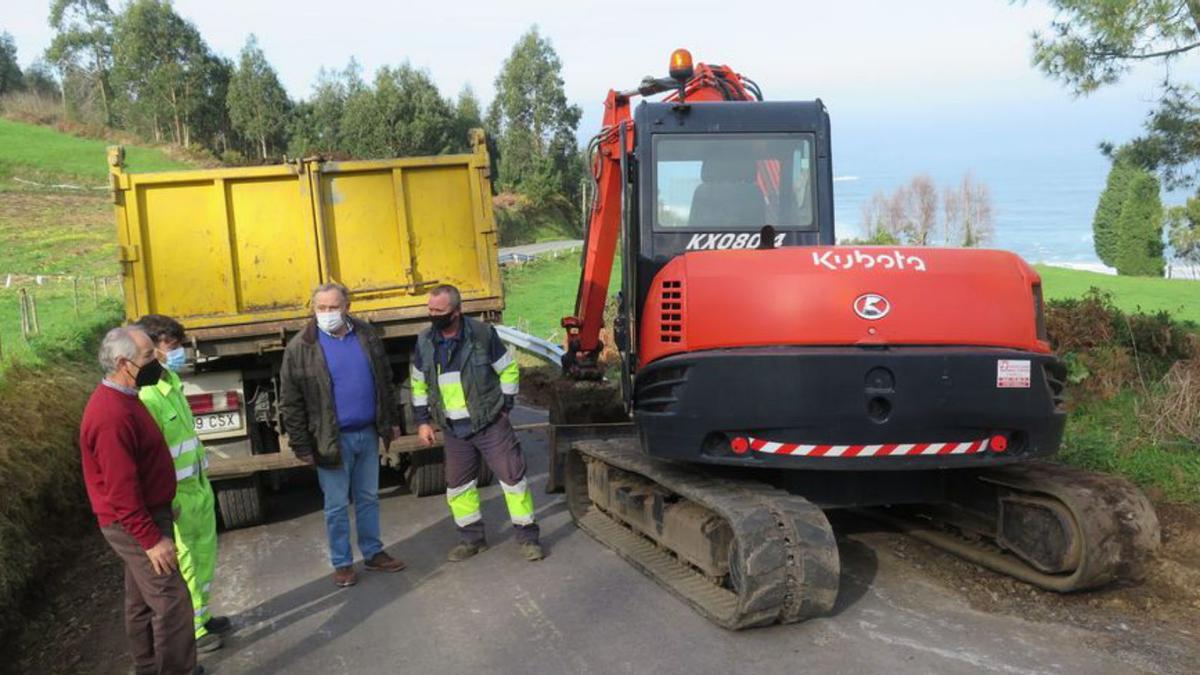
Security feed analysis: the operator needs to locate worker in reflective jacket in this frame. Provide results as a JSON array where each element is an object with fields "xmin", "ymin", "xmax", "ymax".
[
  {"xmin": 135, "ymin": 314, "xmax": 231, "ymax": 654},
  {"xmin": 412, "ymin": 284, "xmax": 544, "ymax": 562}
]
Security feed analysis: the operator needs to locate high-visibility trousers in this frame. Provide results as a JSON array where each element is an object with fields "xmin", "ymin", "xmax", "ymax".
[{"xmin": 172, "ymin": 473, "xmax": 217, "ymax": 639}]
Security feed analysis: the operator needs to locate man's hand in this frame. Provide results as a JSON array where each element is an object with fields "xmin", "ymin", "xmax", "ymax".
[
  {"xmin": 418, "ymin": 423, "xmax": 436, "ymax": 447},
  {"xmin": 146, "ymin": 537, "xmax": 178, "ymax": 576}
]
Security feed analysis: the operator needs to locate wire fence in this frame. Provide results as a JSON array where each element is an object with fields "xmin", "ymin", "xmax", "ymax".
[{"xmin": 0, "ymin": 273, "xmax": 122, "ymax": 360}]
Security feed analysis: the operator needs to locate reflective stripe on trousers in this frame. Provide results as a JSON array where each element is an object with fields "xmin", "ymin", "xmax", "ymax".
[
  {"xmin": 446, "ymin": 479, "xmax": 482, "ymax": 527},
  {"xmin": 499, "ymin": 478, "xmax": 535, "ymax": 526}
]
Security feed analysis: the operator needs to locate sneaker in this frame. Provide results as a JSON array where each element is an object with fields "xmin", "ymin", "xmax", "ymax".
[
  {"xmin": 447, "ymin": 541, "xmax": 488, "ymax": 562},
  {"xmin": 364, "ymin": 551, "xmax": 407, "ymax": 572},
  {"xmin": 333, "ymin": 566, "xmax": 358, "ymax": 587},
  {"xmin": 204, "ymin": 616, "xmax": 232, "ymax": 634},
  {"xmin": 520, "ymin": 542, "xmax": 545, "ymax": 561},
  {"xmin": 196, "ymin": 632, "xmax": 223, "ymax": 653}
]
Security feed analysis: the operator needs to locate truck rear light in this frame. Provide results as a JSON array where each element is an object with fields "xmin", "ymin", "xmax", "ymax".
[
  {"xmin": 730, "ymin": 436, "xmax": 750, "ymax": 455},
  {"xmin": 187, "ymin": 391, "xmax": 240, "ymax": 415},
  {"xmin": 989, "ymin": 434, "xmax": 1009, "ymax": 453}
]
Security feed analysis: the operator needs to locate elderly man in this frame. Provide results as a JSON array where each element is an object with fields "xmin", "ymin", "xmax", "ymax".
[
  {"xmin": 80, "ymin": 326, "xmax": 198, "ymax": 675},
  {"xmin": 412, "ymin": 284, "xmax": 544, "ymax": 562},
  {"xmin": 280, "ymin": 282, "xmax": 406, "ymax": 587},
  {"xmin": 135, "ymin": 314, "xmax": 229, "ymax": 653}
]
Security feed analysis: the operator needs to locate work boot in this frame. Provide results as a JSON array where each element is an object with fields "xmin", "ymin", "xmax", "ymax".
[
  {"xmin": 364, "ymin": 551, "xmax": 407, "ymax": 573},
  {"xmin": 204, "ymin": 616, "xmax": 232, "ymax": 634},
  {"xmin": 332, "ymin": 566, "xmax": 358, "ymax": 587},
  {"xmin": 520, "ymin": 542, "xmax": 545, "ymax": 561},
  {"xmin": 447, "ymin": 541, "xmax": 488, "ymax": 562},
  {"xmin": 196, "ymin": 632, "xmax": 223, "ymax": 653}
]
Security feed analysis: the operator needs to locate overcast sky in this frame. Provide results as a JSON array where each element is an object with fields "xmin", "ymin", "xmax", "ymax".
[{"xmin": 4, "ymin": 0, "xmax": 1192, "ymax": 146}]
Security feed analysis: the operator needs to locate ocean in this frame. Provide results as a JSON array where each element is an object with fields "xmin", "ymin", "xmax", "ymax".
[{"xmin": 825, "ymin": 107, "xmax": 1191, "ymax": 269}]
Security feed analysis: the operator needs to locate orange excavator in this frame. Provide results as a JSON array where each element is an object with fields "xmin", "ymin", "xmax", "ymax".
[{"xmin": 554, "ymin": 50, "xmax": 1161, "ymax": 629}]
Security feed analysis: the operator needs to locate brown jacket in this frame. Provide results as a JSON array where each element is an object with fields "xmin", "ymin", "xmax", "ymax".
[{"xmin": 279, "ymin": 316, "xmax": 397, "ymax": 466}]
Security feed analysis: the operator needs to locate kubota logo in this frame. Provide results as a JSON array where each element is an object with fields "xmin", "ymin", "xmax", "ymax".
[{"xmin": 853, "ymin": 293, "xmax": 891, "ymax": 320}]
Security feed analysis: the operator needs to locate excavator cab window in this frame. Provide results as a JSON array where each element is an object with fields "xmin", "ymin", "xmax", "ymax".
[{"xmin": 653, "ymin": 133, "xmax": 815, "ymax": 231}]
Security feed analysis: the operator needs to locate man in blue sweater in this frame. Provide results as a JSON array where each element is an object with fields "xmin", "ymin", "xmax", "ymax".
[{"xmin": 280, "ymin": 283, "xmax": 407, "ymax": 587}]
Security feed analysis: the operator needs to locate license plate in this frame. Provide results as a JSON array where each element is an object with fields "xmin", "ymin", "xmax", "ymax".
[{"xmin": 194, "ymin": 411, "xmax": 242, "ymax": 433}]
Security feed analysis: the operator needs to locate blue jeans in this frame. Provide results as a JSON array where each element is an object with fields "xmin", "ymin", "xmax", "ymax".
[{"xmin": 315, "ymin": 428, "xmax": 383, "ymax": 568}]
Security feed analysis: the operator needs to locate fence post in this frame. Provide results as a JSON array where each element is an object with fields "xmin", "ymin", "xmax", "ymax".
[
  {"xmin": 29, "ymin": 291, "xmax": 39, "ymax": 336},
  {"xmin": 73, "ymin": 277, "xmax": 80, "ymax": 317},
  {"xmin": 92, "ymin": 277, "xmax": 99, "ymax": 305},
  {"xmin": 18, "ymin": 288, "xmax": 30, "ymax": 341}
]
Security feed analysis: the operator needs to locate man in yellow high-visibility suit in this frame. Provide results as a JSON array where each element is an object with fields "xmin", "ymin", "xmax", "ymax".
[{"xmin": 136, "ymin": 315, "xmax": 230, "ymax": 654}]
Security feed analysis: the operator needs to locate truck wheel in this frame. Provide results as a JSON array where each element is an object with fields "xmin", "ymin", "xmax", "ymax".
[
  {"xmin": 477, "ymin": 461, "xmax": 494, "ymax": 487},
  {"xmin": 405, "ymin": 447, "xmax": 446, "ymax": 497},
  {"xmin": 215, "ymin": 476, "xmax": 265, "ymax": 529}
]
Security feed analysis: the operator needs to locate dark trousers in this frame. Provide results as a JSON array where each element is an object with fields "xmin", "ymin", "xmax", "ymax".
[
  {"xmin": 444, "ymin": 414, "xmax": 540, "ymax": 544},
  {"xmin": 101, "ymin": 508, "xmax": 197, "ymax": 675}
]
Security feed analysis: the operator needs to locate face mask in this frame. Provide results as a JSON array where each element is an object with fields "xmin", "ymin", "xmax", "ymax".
[
  {"xmin": 316, "ymin": 311, "xmax": 345, "ymax": 334},
  {"xmin": 431, "ymin": 312, "xmax": 457, "ymax": 330},
  {"xmin": 164, "ymin": 347, "xmax": 187, "ymax": 372},
  {"xmin": 131, "ymin": 358, "xmax": 164, "ymax": 388}
]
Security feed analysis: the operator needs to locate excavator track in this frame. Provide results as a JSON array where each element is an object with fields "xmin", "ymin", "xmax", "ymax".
[
  {"xmin": 861, "ymin": 461, "xmax": 1161, "ymax": 592},
  {"xmin": 564, "ymin": 438, "xmax": 840, "ymax": 630}
]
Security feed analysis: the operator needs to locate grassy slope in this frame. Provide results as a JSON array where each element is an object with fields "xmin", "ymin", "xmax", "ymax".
[
  {"xmin": 0, "ymin": 118, "xmax": 185, "ymax": 184},
  {"xmin": 0, "ymin": 119, "xmax": 184, "ymax": 370},
  {"xmin": 503, "ymin": 252, "xmax": 620, "ymax": 341},
  {"xmin": 1036, "ymin": 264, "xmax": 1199, "ymax": 325}
]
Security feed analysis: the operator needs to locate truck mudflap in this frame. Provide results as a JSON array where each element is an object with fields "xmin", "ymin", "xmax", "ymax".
[{"xmin": 633, "ymin": 346, "xmax": 1067, "ymax": 470}]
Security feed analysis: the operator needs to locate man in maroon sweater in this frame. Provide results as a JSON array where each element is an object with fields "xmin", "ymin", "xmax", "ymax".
[{"xmin": 81, "ymin": 326, "xmax": 199, "ymax": 675}]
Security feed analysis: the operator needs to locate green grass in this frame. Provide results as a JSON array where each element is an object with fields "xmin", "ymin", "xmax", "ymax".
[
  {"xmin": 1036, "ymin": 264, "xmax": 1200, "ymax": 325},
  {"xmin": 502, "ymin": 250, "xmax": 619, "ymax": 341},
  {"xmin": 0, "ymin": 118, "xmax": 186, "ymax": 185},
  {"xmin": 1060, "ymin": 391, "xmax": 1200, "ymax": 503}
]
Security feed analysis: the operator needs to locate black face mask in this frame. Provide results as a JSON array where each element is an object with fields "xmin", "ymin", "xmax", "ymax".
[
  {"xmin": 431, "ymin": 312, "xmax": 457, "ymax": 330},
  {"xmin": 132, "ymin": 358, "xmax": 164, "ymax": 388}
]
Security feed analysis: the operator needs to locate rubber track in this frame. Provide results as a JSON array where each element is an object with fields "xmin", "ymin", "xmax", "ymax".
[
  {"xmin": 569, "ymin": 439, "xmax": 839, "ymax": 630},
  {"xmin": 863, "ymin": 461, "xmax": 1161, "ymax": 592}
]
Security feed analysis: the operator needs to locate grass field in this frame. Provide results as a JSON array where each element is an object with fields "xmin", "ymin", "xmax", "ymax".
[
  {"xmin": 503, "ymin": 251, "xmax": 619, "ymax": 341},
  {"xmin": 1036, "ymin": 264, "xmax": 1199, "ymax": 325},
  {"xmin": 0, "ymin": 118, "xmax": 186, "ymax": 185},
  {"xmin": 0, "ymin": 117, "xmax": 184, "ymax": 372}
]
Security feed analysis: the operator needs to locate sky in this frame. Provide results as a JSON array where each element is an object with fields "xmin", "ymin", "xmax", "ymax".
[{"xmin": 4, "ymin": 0, "xmax": 1188, "ymax": 147}]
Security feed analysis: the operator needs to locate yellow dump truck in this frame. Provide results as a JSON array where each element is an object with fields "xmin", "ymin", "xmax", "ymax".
[{"xmin": 109, "ymin": 131, "xmax": 503, "ymax": 527}]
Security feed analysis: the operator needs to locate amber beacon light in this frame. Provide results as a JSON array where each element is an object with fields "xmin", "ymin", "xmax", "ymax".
[{"xmin": 669, "ymin": 48, "xmax": 694, "ymax": 81}]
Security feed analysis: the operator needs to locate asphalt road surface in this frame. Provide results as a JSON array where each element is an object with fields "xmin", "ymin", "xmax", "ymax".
[{"xmin": 200, "ymin": 406, "xmax": 1169, "ymax": 675}]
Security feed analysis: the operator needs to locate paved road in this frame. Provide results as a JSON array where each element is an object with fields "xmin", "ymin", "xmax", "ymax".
[
  {"xmin": 202, "ymin": 407, "xmax": 1166, "ymax": 675},
  {"xmin": 499, "ymin": 240, "xmax": 582, "ymax": 261}
]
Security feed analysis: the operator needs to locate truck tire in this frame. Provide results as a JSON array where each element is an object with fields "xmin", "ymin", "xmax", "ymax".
[
  {"xmin": 215, "ymin": 476, "xmax": 265, "ymax": 529},
  {"xmin": 405, "ymin": 447, "xmax": 445, "ymax": 497}
]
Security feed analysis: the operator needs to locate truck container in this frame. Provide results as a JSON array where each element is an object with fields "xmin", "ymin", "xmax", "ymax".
[{"xmin": 109, "ymin": 131, "xmax": 502, "ymax": 527}]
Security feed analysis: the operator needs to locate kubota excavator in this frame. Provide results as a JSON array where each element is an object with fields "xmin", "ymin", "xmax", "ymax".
[{"xmin": 554, "ymin": 49, "xmax": 1161, "ymax": 629}]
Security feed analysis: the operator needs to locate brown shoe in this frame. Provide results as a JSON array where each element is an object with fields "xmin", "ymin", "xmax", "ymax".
[
  {"xmin": 333, "ymin": 566, "xmax": 357, "ymax": 587},
  {"xmin": 364, "ymin": 551, "xmax": 406, "ymax": 573}
]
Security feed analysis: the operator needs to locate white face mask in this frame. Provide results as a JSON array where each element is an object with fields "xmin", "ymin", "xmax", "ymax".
[{"xmin": 316, "ymin": 311, "xmax": 345, "ymax": 334}]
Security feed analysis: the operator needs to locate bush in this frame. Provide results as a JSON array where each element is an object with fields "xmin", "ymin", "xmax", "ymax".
[
  {"xmin": 0, "ymin": 355, "xmax": 99, "ymax": 639},
  {"xmin": 493, "ymin": 192, "xmax": 577, "ymax": 246},
  {"xmin": 1114, "ymin": 169, "xmax": 1165, "ymax": 276},
  {"xmin": 0, "ymin": 92, "xmax": 63, "ymax": 127}
]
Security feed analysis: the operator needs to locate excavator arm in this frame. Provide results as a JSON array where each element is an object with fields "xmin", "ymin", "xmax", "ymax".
[{"xmin": 561, "ymin": 51, "xmax": 760, "ymax": 378}]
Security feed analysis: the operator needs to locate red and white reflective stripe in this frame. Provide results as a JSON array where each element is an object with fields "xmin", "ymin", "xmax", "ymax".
[
  {"xmin": 748, "ymin": 437, "xmax": 990, "ymax": 457},
  {"xmin": 186, "ymin": 391, "xmax": 240, "ymax": 415}
]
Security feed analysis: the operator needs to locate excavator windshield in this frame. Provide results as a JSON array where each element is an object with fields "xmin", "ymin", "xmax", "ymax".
[{"xmin": 653, "ymin": 133, "xmax": 815, "ymax": 231}]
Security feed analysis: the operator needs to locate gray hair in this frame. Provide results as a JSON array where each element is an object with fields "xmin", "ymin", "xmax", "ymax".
[
  {"xmin": 311, "ymin": 282, "xmax": 350, "ymax": 306},
  {"xmin": 99, "ymin": 326, "xmax": 147, "ymax": 375},
  {"xmin": 430, "ymin": 284, "xmax": 461, "ymax": 309}
]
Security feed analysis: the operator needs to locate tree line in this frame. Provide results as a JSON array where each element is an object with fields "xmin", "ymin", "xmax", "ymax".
[
  {"xmin": 0, "ymin": 1, "xmax": 583, "ymax": 234},
  {"xmin": 855, "ymin": 173, "xmax": 995, "ymax": 248}
]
